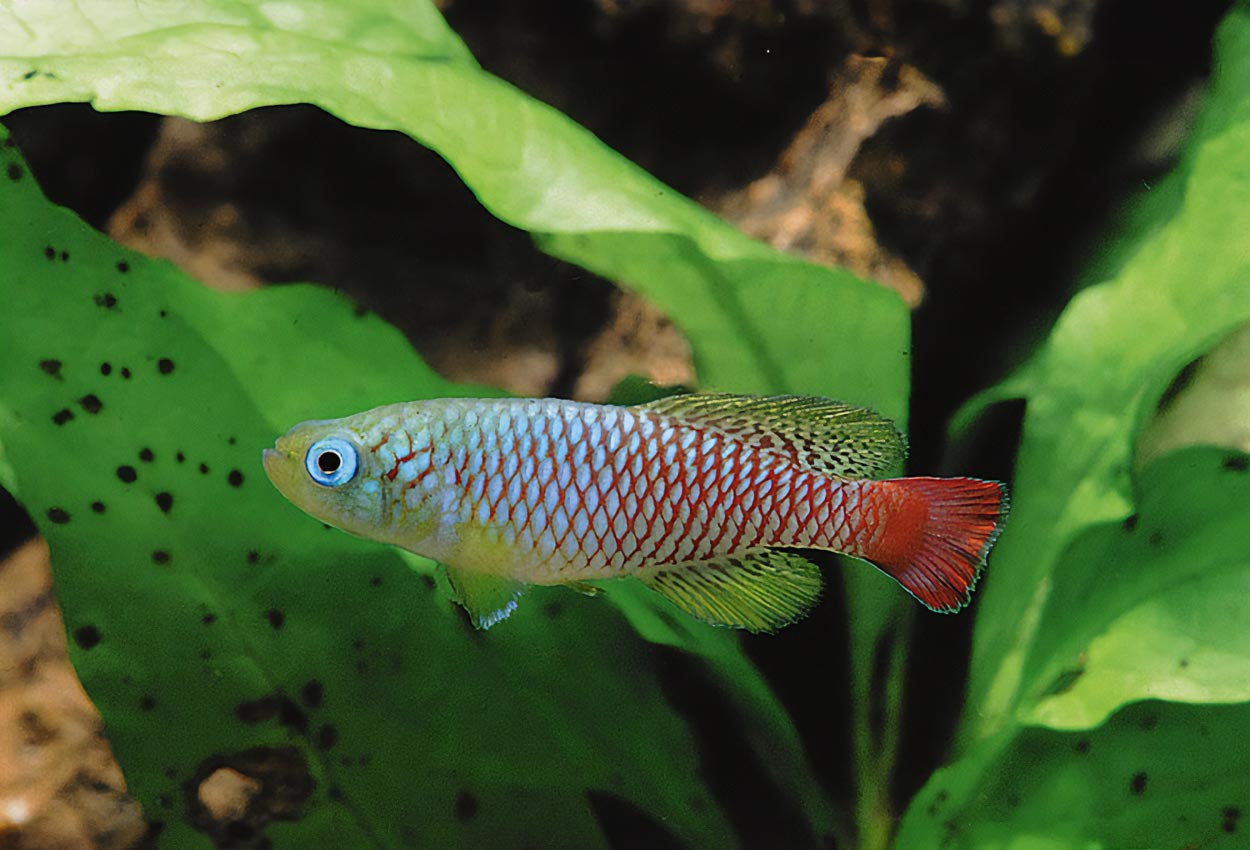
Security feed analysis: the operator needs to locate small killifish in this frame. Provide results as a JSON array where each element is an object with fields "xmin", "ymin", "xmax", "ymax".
[{"xmin": 263, "ymin": 394, "xmax": 1008, "ymax": 632}]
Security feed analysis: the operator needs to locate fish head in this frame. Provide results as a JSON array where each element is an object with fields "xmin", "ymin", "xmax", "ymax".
[{"xmin": 263, "ymin": 417, "xmax": 389, "ymax": 540}]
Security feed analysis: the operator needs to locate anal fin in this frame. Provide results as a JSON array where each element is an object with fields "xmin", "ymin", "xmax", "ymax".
[
  {"xmin": 641, "ymin": 550, "xmax": 823, "ymax": 633},
  {"xmin": 442, "ymin": 565, "xmax": 526, "ymax": 629}
]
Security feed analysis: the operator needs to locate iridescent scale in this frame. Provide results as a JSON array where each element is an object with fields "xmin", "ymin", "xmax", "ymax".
[{"xmin": 356, "ymin": 398, "xmax": 867, "ymax": 582}]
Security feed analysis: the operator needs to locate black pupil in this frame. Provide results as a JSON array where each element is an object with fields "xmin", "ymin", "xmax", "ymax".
[{"xmin": 317, "ymin": 450, "xmax": 342, "ymax": 474}]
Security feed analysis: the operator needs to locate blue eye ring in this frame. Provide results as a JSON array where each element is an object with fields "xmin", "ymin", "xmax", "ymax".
[{"xmin": 305, "ymin": 437, "xmax": 358, "ymax": 488}]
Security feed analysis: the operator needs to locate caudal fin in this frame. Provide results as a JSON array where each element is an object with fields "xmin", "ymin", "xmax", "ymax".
[{"xmin": 865, "ymin": 477, "xmax": 1009, "ymax": 613}]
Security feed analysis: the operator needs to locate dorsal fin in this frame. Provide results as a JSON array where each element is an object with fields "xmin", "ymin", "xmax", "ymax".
[{"xmin": 638, "ymin": 393, "xmax": 906, "ymax": 479}]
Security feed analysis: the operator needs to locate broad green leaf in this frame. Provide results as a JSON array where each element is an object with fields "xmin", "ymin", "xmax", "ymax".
[
  {"xmin": 1, "ymin": 4, "xmax": 912, "ymax": 847},
  {"xmin": 892, "ymin": 5, "xmax": 1250, "ymax": 846},
  {"xmin": 894, "ymin": 448, "xmax": 1250, "ymax": 847},
  {"xmin": 895, "ymin": 450, "xmax": 1250, "ymax": 846},
  {"xmin": 896, "ymin": 700, "xmax": 1250, "ymax": 850},
  {"xmin": 0, "ymin": 0, "xmax": 908, "ymax": 413},
  {"xmin": 1020, "ymin": 448, "xmax": 1250, "ymax": 729},
  {"xmin": 955, "ymin": 2, "xmax": 1250, "ymax": 742},
  {"xmin": 0, "ymin": 130, "xmax": 834, "ymax": 847}
]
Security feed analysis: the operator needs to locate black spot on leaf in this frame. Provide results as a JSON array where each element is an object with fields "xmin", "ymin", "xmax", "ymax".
[
  {"xmin": 235, "ymin": 696, "xmax": 280, "ymax": 724},
  {"xmin": 78, "ymin": 394, "xmax": 102, "ymax": 414},
  {"xmin": 93, "ymin": 293, "xmax": 118, "ymax": 309},
  {"xmin": 202, "ymin": 613, "xmax": 217, "ymax": 626},
  {"xmin": 157, "ymin": 357, "xmax": 175, "ymax": 375},
  {"xmin": 154, "ymin": 492, "xmax": 173, "ymax": 513},
  {"xmin": 158, "ymin": 309, "xmax": 167, "ymax": 318},
  {"xmin": 368, "ymin": 576, "xmax": 382, "ymax": 588},
  {"xmin": 455, "ymin": 789, "xmax": 479, "ymax": 822},
  {"xmin": 1147, "ymin": 531, "xmax": 1164, "ymax": 548},
  {"xmin": 73, "ymin": 625, "xmax": 101, "ymax": 650},
  {"xmin": 199, "ymin": 463, "xmax": 210, "ymax": 475},
  {"xmin": 59, "ymin": 250, "xmax": 69, "ymax": 262},
  {"xmin": 52, "ymin": 408, "xmax": 73, "ymax": 426},
  {"xmin": 139, "ymin": 448, "xmax": 154, "ymax": 462},
  {"xmin": 265, "ymin": 609, "xmax": 285, "ymax": 630},
  {"xmin": 116, "ymin": 465, "xmax": 137, "ymax": 484},
  {"xmin": 227, "ymin": 436, "xmax": 237, "ymax": 446},
  {"xmin": 176, "ymin": 452, "xmax": 185, "ymax": 463},
  {"xmin": 151, "ymin": 550, "xmax": 170, "ymax": 565},
  {"xmin": 1075, "ymin": 738, "xmax": 1090, "ymax": 754},
  {"xmin": 140, "ymin": 695, "xmax": 156, "ymax": 711},
  {"xmin": 120, "ymin": 367, "xmax": 131, "ymax": 379},
  {"xmin": 1122, "ymin": 513, "xmax": 1139, "ymax": 532},
  {"xmin": 1224, "ymin": 454, "xmax": 1249, "ymax": 472},
  {"xmin": 315, "ymin": 724, "xmax": 338, "ymax": 751},
  {"xmin": 1224, "ymin": 806, "xmax": 1241, "ymax": 833},
  {"xmin": 228, "ymin": 470, "xmax": 245, "ymax": 488},
  {"xmin": 300, "ymin": 680, "xmax": 323, "ymax": 709},
  {"xmin": 1140, "ymin": 713, "xmax": 1158, "ymax": 731},
  {"xmin": 277, "ymin": 698, "xmax": 308, "ymax": 734},
  {"xmin": 90, "ymin": 501, "xmax": 105, "ymax": 513},
  {"xmin": 99, "ymin": 362, "xmax": 112, "ymax": 376},
  {"xmin": 246, "ymin": 550, "xmax": 260, "ymax": 564},
  {"xmin": 116, "ymin": 260, "xmax": 130, "ymax": 273},
  {"xmin": 46, "ymin": 507, "xmax": 70, "ymax": 525},
  {"xmin": 44, "ymin": 246, "xmax": 55, "ymax": 260},
  {"xmin": 1129, "ymin": 771, "xmax": 1148, "ymax": 796},
  {"xmin": 6, "ymin": 162, "xmax": 21, "ymax": 181},
  {"xmin": 38, "ymin": 359, "xmax": 62, "ymax": 379}
]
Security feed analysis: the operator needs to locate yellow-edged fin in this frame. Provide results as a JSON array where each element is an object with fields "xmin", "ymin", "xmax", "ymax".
[
  {"xmin": 641, "ymin": 550, "xmax": 823, "ymax": 633},
  {"xmin": 565, "ymin": 581, "xmax": 602, "ymax": 597},
  {"xmin": 442, "ymin": 565, "xmax": 526, "ymax": 630},
  {"xmin": 639, "ymin": 393, "xmax": 906, "ymax": 478}
]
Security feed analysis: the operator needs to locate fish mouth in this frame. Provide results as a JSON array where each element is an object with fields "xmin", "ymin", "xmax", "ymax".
[{"xmin": 262, "ymin": 446, "xmax": 292, "ymax": 486}]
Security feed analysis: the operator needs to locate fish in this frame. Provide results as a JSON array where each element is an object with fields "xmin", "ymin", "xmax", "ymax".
[{"xmin": 262, "ymin": 394, "xmax": 1009, "ymax": 632}]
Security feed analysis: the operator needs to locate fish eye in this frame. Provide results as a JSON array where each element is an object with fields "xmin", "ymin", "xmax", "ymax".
[{"xmin": 305, "ymin": 437, "xmax": 358, "ymax": 488}]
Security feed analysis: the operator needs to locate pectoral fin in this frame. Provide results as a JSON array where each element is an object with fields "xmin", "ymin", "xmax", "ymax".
[
  {"xmin": 641, "ymin": 550, "xmax": 823, "ymax": 633},
  {"xmin": 442, "ymin": 566, "xmax": 526, "ymax": 630}
]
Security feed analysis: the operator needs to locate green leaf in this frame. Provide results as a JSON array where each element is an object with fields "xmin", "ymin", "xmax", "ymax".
[
  {"xmin": 1019, "ymin": 448, "xmax": 1250, "ymax": 730},
  {"xmin": 893, "ymin": 449, "xmax": 1250, "ymax": 848},
  {"xmin": 955, "ymin": 2, "xmax": 1250, "ymax": 743},
  {"xmin": 0, "ymin": 0, "xmax": 908, "ymax": 412},
  {"xmin": 893, "ymin": 5, "xmax": 1250, "ymax": 845},
  {"xmin": 0, "ymin": 3, "xmax": 911, "ymax": 846},
  {"xmin": 0, "ymin": 130, "xmax": 833, "ymax": 848},
  {"xmin": 896, "ymin": 700, "xmax": 1250, "ymax": 850}
]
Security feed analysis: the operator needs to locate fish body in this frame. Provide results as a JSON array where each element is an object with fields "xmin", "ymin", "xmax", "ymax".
[{"xmin": 263, "ymin": 394, "xmax": 1008, "ymax": 631}]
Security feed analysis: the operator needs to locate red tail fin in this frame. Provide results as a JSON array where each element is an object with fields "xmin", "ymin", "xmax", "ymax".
[{"xmin": 864, "ymin": 477, "xmax": 1009, "ymax": 612}]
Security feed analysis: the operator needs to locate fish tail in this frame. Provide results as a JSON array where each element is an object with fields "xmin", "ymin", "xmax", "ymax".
[{"xmin": 853, "ymin": 477, "xmax": 1009, "ymax": 612}]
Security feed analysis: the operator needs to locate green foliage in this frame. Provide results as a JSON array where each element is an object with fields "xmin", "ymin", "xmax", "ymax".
[
  {"xmin": 895, "ymin": 5, "xmax": 1250, "ymax": 847},
  {"xmin": 0, "ymin": 1, "xmax": 911, "ymax": 848},
  {"xmin": 0, "ymin": 0, "xmax": 908, "ymax": 409},
  {"xmin": 0, "ymin": 131, "xmax": 835, "ymax": 848},
  {"xmin": 6, "ymin": 1, "xmax": 1247, "ymax": 848}
]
